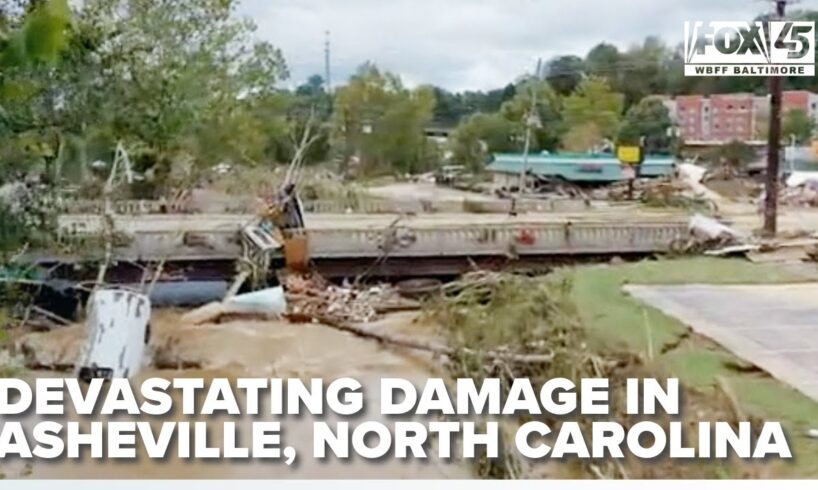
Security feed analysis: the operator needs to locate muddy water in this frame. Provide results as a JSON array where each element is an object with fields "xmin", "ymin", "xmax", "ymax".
[{"xmin": 8, "ymin": 311, "xmax": 473, "ymax": 479}]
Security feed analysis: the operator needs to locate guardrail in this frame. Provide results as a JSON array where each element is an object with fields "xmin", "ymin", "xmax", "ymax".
[
  {"xmin": 63, "ymin": 200, "xmax": 170, "ymax": 215},
  {"xmin": 306, "ymin": 223, "xmax": 686, "ymax": 258},
  {"xmin": 47, "ymin": 221, "xmax": 687, "ymax": 262}
]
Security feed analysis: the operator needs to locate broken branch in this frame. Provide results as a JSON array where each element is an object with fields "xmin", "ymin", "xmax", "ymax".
[{"xmin": 286, "ymin": 312, "xmax": 554, "ymax": 365}]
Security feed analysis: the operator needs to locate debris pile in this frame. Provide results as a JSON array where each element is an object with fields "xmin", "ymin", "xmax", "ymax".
[
  {"xmin": 689, "ymin": 214, "xmax": 745, "ymax": 248},
  {"xmin": 779, "ymin": 178, "xmax": 818, "ymax": 207},
  {"xmin": 585, "ymin": 163, "xmax": 727, "ymax": 211},
  {"xmin": 670, "ymin": 213, "xmax": 770, "ymax": 257},
  {"xmin": 425, "ymin": 270, "xmax": 765, "ymax": 479},
  {"xmin": 284, "ymin": 273, "xmax": 405, "ymax": 324},
  {"xmin": 590, "ymin": 177, "xmax": 664, "ymax": 201},
  {"xmin": 684, "ymin": 213, "xmax": 818, "ymax": 264},
  {"xmin": 427, "ymin": 270, "xmax": 581, "ymax": 367},
  {"xmin": 493, "ymin": 178, "xmax": 588, "ymax": 200},
  {"xmin": 590, "ymin": 177, "xmax": 714, "ymax": 211}
]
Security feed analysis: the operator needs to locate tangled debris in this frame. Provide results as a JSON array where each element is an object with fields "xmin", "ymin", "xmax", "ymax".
[
  {"xmin": 2, "ymin": 263, "xmax": 780, "ymax": 479},
  {"xmin": 421, "ymin": 270, "xmax": 768, "ymax": 480},
  {"xmin": 429, "ymin": 271, "xmax": 583, "ymax": 370},
  {"xmin": 589, "ymin": 177, "xmax": 714, "ymax": 211},
  {"xmin": 283, "ymin": 272, "xmax": 407, "ymax": 324},
  {"xmin": 424, "ymin": 271, "xmax": 595, "ymax": 478},
  {"xmin": 684, "ymin": 213, "xmax": 818, "ymax": 263},
  {"xmin": 281, "ymin": 271, "xmax": 554, "ymax": 364},
  {"xmin": 779, "ymin": 179, "xmax": 818, "ymax": 207}
]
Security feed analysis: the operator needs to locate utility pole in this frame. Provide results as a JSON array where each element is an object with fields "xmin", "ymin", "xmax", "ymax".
[
  {"xmin": 517, "ymin": 59, "xmax": 543, "ymax": 200},
  {"xmin": 763, "ymin": 0, "xmax": 787, "ymax": 236},
  {"xmin": 324, "ymin": 30, "xmax": 332, "ymax": 95}
]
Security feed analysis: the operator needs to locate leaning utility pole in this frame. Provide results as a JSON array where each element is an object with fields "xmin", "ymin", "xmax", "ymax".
[
  {"xmin": 763, "ymin": 0, "xmax": 788, "ymax": 236},
  {"xmin": 517, "ymin": 59, "xmax": 543, "ymax": 199},
  {"xmin": 324, "ymin": 30, "xmax": 332, "ymax": 95}
]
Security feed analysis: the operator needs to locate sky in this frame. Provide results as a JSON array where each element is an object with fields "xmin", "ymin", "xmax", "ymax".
[{"xmin": 240, "ymin": 0, "xmax": 817, "ymax": 92}]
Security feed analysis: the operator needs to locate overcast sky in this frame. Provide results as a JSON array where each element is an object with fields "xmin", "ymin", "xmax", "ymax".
[{"xmin": 240, "ymin": 0, "xmax": 817, "ymax": 92}]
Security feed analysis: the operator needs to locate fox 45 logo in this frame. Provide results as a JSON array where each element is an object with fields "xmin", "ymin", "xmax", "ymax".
[{"xmin": 684, "ymin": 21, "xmax": 815, "ymax": 76}]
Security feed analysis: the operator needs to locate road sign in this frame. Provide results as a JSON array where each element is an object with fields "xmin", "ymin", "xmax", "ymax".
[{"xmin": 617, "ymin": 145, "xmax": 643, "ymax": 165}]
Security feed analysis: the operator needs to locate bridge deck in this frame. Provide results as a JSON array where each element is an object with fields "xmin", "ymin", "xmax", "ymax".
[
  {"xmin": 57, "ymin": 209, "xmax": 689, "ymax": 234},
  {"xmin": 49, "ymin": 212, "xmax": 690, "ymax": 263}
]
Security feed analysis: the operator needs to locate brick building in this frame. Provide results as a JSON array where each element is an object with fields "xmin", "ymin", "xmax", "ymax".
[
  {"xmin": 783, "ymin": 90, "xmax": 818, "ymax": 118},
  {"xmin": 661, "ymin": 90, "xmax": 818, "ymax": 143}
]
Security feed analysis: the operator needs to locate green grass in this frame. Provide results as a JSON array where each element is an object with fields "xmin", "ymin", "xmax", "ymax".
[
  {"xmin": 568, "ymin": 257, "xmax": 808, "ymax": 353},
  {"xmin": 563, "ymin": 257, "xmax": 818, "ymax": 478}
]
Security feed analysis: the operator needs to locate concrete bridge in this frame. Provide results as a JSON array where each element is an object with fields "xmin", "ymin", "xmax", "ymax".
[
  {"xmin": 62, "ymin": 196, "xmax": 594, "ymax": 215},
  {"xmin": 43, "ymin": 212, "xmax": 690, "ymax": 278}
]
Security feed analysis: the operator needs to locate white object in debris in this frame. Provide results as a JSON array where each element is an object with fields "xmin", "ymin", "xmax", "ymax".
[
  {"xmin": 678, "ymin": 162, "xmax": 707, "ymax": 184},
  {"xmin": 807, "ymin": 429, "xmax": 818, "ymax": 439},
  {"xmin": 786, "ymin": 171, "xmax": 818, "ymax": 188},
  {"xmin": 76, "ymin": 290, "xmax": 151, "ymax": 381},
  {"xmin": 689, "ymin": 214, "xmax": 744, "ymax": 241},
  {"xmin": 223, "ymin": 287, "xmax": 287, "ymax": 315},
  {"xmin": 703, "ymin": 244, "xmax": 761, "ymax": 256},
  {"xmin": 678, "ymin": 162, "xmax": 724, "ymax": 203}
]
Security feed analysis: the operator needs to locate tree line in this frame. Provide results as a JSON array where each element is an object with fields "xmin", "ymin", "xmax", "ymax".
[
  {"xmin": 433, "ymin": 9, "xmax": 818, "ymax": 126},
  {"xmin": 1, "ymin": 0, "xmax": 816, "ymax": 196},
  {"xmin": 447, "ymin": 74, "xmax": 697, "ymax": 172},
  {"xmin": 441, "ymin": 11, "xmax": 818, "ymax": 171}
]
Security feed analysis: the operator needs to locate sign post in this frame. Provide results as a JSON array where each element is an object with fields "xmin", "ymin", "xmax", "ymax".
[{"xmin": 617, "ymin": 145, "xmax": 644, "ymax": 201}]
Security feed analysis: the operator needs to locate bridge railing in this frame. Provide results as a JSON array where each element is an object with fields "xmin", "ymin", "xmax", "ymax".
[
  {"xmin": 305, "ymin": 223, "xmax": 687, "ymax": 258},
  {"xmin": 62, "ymin": 197, "xmax": 592, "ymax": 216},
  {"xmin": 65, "ymin": 222, "xmax": 686, "ymax": 262}
]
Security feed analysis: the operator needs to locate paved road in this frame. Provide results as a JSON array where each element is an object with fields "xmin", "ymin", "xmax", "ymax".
[
  {"xmin": 719, "ymin": 201, "xmax": 818, "ymax": 236},
  {"xmin": 625, "ymin": 283, "xmax": 818, "ymax": 403},
  {"xmin": 366, "ymin": 181, "xmax": 499, "ymax": 203}
]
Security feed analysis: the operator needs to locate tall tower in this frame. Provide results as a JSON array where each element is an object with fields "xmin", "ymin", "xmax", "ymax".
[{"xmin": 324, "ymin": 30, "xmax": 332, "ymax": 94}]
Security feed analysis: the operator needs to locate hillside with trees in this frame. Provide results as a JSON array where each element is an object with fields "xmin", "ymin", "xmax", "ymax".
[{"xmin": 1, "ymin": 0, "xmax": 816, "ymax": 190}]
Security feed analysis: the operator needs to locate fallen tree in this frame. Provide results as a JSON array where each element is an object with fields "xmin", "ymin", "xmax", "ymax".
[{"xmin": 285, "ymin": 311, "xmax": 555, "ymax": 364}]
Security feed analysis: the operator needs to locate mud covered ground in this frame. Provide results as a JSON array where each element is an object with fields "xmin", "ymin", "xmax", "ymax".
[
  {"xmin": 4, "ymin": 311, "xmax": 473, "ymax": 479},
  {"xmin": 4, "ymin": 261, "xmax": 813, "ymax": 479}
]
